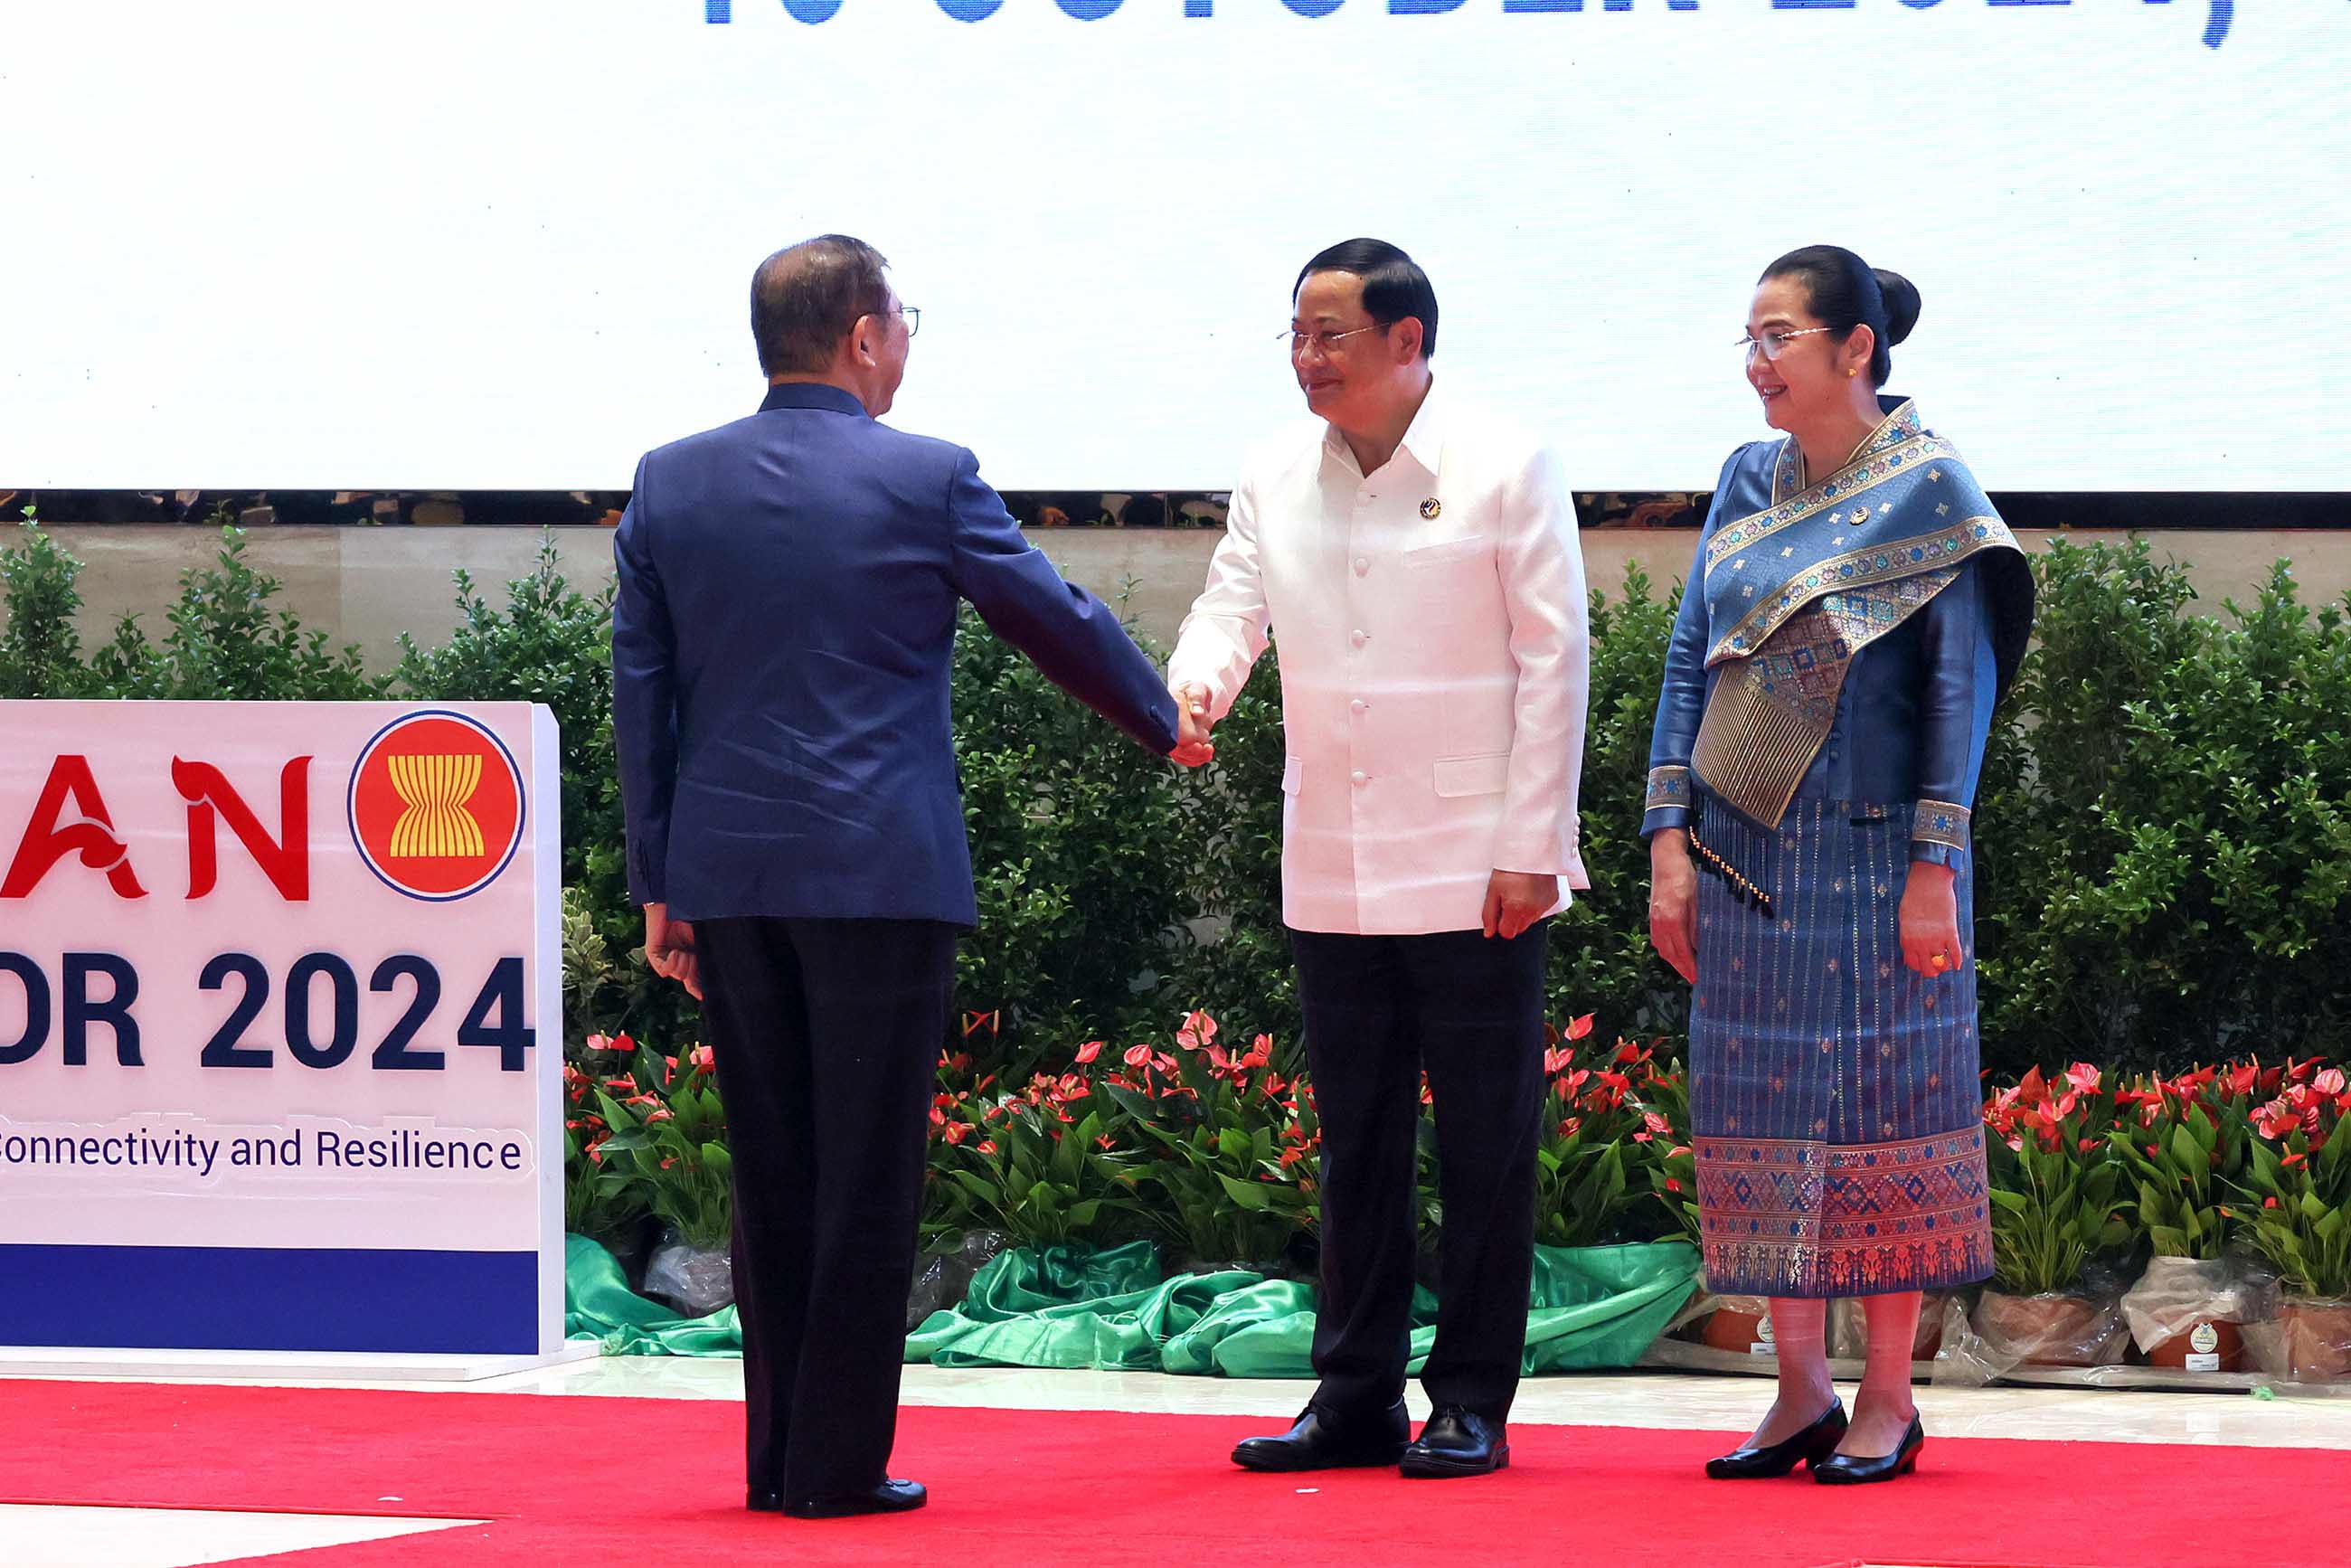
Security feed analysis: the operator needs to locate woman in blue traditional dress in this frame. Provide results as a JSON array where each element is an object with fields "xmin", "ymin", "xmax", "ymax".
[{"xmin": 1643, "ymin": 248, "xmax": 2034, "ymax": 1485}]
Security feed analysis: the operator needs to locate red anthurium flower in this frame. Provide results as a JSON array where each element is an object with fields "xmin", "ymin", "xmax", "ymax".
[
  {"xmin": 1544, "ymin": 1046, "xmax": 1572, "ymax": 1075},
  {"xmin": 1153, "ymin": 1053, "xmax": 1179, "ymax": 1077},
  {"xmin": 1558, "ymin": 1118, "xmax": 1581, "ymax": 1138},
  {"xmin": 1614, "ymin": 1041, "xmax": 1643, "ymax": 1065},
  {"xmin": 1075, "ymin": 1040, "xmax": 1104, "ymax": 1065},
  {"xmin": 1566, "ymin": 1014, "xmax": 1595, "ymax": 1042},
  {"xmin": 2252, "ymin": 1099, "xmax": 2298, "ymax": 1138},
  {"xmin": 646, "ymin": 1106, "xmax": 674, "ymax": 1123},
  {"xmin": 604, "ymin": 1075, "xmax": 639, "ymax": 1094},
  {"xmin": 1645, "ymin": 1111, "xmax": 1672, "ymax": 1137},
  {"xmin": 2064, "ymin": 1063, "xmax": 2101, "ymax": 1096},
  {"xmin": 1095, "ymin": 1132, "xmax": 1115, "ymax": 1150},
  {"xmin": 1666, "ymin": 1176, "xmax": 1683, "ymax": 1193},
  {"xmin": 690, "ymin": 1044, "xmax": 715, "ymax": 1072},
  {"xmin": 2282, "ymin": 1150, "xmax": 2308, "ymax": 1168},
  {"xmin": 1123, "ymin": 1044, "xmax": 1154, "ymax": 1068},
  {"xmin": 977, "ymin": 1140, "xmax": 997, "ymax": 1156},
  {"xmin": 584, "ymin": 1033, "xmax": 610, "ymax": 1054},
  {"xmin": 1244, "ymin": 1035, "xmax": 1274, "ymax": 1069},
  {"xmin": 1176, "ymin": 1011, "xmax": 1218, "ymax": 1052},
  {"xmin": 2315, "ymin": 1068, "xmax": 2347, "ymax": 1097},
  {"xmin": 942, "ymin": 1121, "xmax": 970, "ymax": 1146}
]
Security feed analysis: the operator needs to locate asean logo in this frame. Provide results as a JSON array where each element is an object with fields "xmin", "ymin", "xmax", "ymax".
[{"xmin": 347, "ymin": 711, "xmax": 526, "ymax": 902}]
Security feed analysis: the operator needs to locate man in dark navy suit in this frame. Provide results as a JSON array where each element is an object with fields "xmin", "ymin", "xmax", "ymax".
[{"xmin": 611, "ymin": 234, "xmax": 1197, "ymax": 1521}]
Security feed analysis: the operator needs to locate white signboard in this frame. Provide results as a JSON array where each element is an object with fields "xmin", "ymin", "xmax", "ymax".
[{"xmin": 0, "ymin": 703, "xmax": 571, "ymax": 1368}]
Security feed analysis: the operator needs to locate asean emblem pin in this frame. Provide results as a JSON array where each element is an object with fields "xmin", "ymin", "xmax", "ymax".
[{"xmin": 1419, "ymin": 497, "xmax": 1441, "ymax": 520}]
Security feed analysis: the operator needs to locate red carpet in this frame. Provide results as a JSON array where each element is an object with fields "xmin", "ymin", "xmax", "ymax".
[{"xmin": 0, "ymin": 1380, "xmax": 2339, "ymax": 1567}]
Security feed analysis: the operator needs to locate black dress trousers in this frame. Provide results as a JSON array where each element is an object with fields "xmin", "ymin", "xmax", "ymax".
[
  {"xmin": 1288, "ymin": 921, "xmax": 1550, "ymax": 1424},
  {"xmin": 695, "ymin": 914, "xmax": 960, "ymax": 1504}
]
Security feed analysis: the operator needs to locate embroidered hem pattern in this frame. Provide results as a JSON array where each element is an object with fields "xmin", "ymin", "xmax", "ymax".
[{"xmin": 1694, "ymin": 1126, "xmax": 1993, "ymax": 1298}]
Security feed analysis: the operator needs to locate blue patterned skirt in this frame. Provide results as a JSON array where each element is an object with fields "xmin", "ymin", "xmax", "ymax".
[{"xmin": 1688, "ymin": 798, "xmax": 1994, "ymax": 1299}]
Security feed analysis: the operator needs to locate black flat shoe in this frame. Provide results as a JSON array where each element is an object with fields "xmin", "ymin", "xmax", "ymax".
[
  {"xmin": 1812, "ymin": 1415, "xmax": 1925, "ymax": 1485},
  {"xmin": 1704, "ymin": 1399, "xmax": 1848, "ymax": 1479},
  {"xmin": 780, "ymin": 1478, "xmax": 928, "ymax": 1517},
  {"xmin": 747, "ymin": 1488, "xmax": 783, "ymax": 1513},
  {"xmin": 1399, "ymin": 1405, "xmax": 1508, "ymax": 1478},
  {"xmin": 1232, "ymin": 1399, "xmax": 1409, "ymax": 1471}
]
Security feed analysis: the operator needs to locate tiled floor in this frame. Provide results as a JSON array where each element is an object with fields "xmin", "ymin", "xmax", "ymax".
[
  {"xmin": 9, "ymin": 1359, "xmax": 2351, "ymax": 1563},
  {"xmin": 0, "ymin": 1504, "xmax": 482, "ymax": 1568}
]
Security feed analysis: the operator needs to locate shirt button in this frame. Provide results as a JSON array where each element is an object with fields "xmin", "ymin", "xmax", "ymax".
[
  {"xmin": 1351, "ymin": 770, "xmax": 1368, "ymax": 787},
  {"xmin": 1350, "ymin": 630, "xmax": 1369, "ymax": 648},
  {"xmin": 1350, "ymin": 699, "xmax": 1368, "ymax": 714},
  {"xmin": 1353, "ymin": 556, "xmax": 1369, "ymax": 575}
]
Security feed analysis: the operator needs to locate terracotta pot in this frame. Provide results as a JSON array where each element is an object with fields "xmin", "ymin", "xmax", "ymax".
[
  {"xmin": 2145, "ymin": 1318, "xmax": 2246, "ymax": 1374},
  {"xmin": 1973, "ymin": 1289, "xmax": 2116, "ymax": 1367},
  {"xmin": 2280, "ymin": 1299, "xmax": 2351, "ymax": 1383},
  {"xmin": 1700, "ymin": 1304, "xmax": 1770, "ymax": 1355}
]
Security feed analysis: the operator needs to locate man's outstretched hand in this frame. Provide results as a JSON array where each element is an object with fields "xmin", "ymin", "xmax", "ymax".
[{"xmin": 1171, "ymin": 680, "xmax": 1217, "ymax": 768}]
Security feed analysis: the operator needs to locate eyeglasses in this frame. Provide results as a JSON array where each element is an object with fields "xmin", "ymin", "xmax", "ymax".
[
  {"xmin": 1739, "ymin": 326, "xmax": 1831, "ymax": 363},
  {"xmin": 893, "ymin": 305, "xmax": 921, "ymax": 338},
  {"xmin": 1279, "ymin": 326, "xmax": 1383, "ymax": 358}
]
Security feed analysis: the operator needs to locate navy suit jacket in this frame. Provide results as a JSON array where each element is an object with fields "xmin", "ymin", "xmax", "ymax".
[{"xmin": 611, "ymin": 383, "xmax": 1180, "ymax": 925}]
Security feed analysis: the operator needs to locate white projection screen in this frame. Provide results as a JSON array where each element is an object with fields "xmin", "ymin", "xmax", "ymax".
[{"xmin": 2, "ymin": 1, "xmax": 2344, "ymax": 493}]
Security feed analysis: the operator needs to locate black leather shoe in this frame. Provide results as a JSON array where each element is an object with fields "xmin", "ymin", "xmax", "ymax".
[
  {"xmin": 780, "ymin": 1478, "xmax": 928, "ymax": 1517},
  {"xmin": 1399, "ymin": 1405, "xmax": 1507, "ymax": 1478},
  {"xmin": 1232, "ymin": 1399, "xmax": 1410, "ymax": 1471},
  {"xmin": 747, "ymin": 1488, "xmax": 783, "ymax": 1513},
  {"xmin": 1812, "ymin": 1415, "xmax": 1924, "ymax": 1485},
  {"xmin": 1704, "ymin": 1399, "xmax": 1848, "ymax": 1479}
]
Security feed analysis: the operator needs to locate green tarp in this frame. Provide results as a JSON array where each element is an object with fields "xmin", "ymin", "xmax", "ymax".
[
  {"xmin": 564, "ymin": 1233, "xmax": 1700, "ymax": 1374},
  {"xmin": 563, "ymin": 1233, "xmax": 743, "ymax": 1355},
  {"xmin": 904, "ymin": 1240, "xmax": 1702, "ymax": 1376}
]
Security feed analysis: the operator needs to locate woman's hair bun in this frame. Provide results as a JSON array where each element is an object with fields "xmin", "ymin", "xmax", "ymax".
[{"xmin": 1873, "ymin": 269, "xmax": 1921, "ymax": 346}]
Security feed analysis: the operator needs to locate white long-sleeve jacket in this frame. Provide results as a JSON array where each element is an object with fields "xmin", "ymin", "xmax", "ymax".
[{"xmin": 1170, "ymin": 383, "xmax": 1591, "ymax": 935}]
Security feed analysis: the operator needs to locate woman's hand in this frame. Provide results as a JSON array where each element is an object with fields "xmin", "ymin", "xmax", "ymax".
[
  {"xmin": 1899, "ymin": 861, "xmax": 1961, "ymax": 978},
  {"xmin": 1648, "ymin": 830, "xmax": 1700, "ymax": 984}
]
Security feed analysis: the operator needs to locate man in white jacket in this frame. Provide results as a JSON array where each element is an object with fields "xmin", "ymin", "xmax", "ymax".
[{"xmin": 1172, "ymin": 240, "xmax": 1589, "ymax": 1480}]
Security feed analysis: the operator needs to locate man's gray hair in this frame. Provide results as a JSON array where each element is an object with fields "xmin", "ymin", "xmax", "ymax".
[{"xmin": 750, "ymin": 235, "xmax": 892, "ymax": 377}]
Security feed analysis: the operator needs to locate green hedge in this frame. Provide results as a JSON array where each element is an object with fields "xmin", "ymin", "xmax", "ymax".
[{"xmin": 6, "ymin": 514, "xmax": 2348, "ymax": 1075}]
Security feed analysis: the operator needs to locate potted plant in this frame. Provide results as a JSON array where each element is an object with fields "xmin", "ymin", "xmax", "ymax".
[
  {"xmin": 582, "ymin": 1034, "xmax": 736, "ymax": 1315},
  {"xmin": 1099, "ymin": 1012, "xmax": 1318, "ymax": 1274},
  {"xmin": 2108, "ymin": 1064, "xmax": 2263, "ymax": 1372},
  {"xmin": 1977, "ymin": 1065, "xmax": 2134, "ymax": 1366},
  {"xmin": 927, "ymin": 1050, "xmax": 1149, "ymax": 1252},
  {"xmin": 2237, "ymin": 1065, "xmax": 2351, "ymax": 1381}
]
